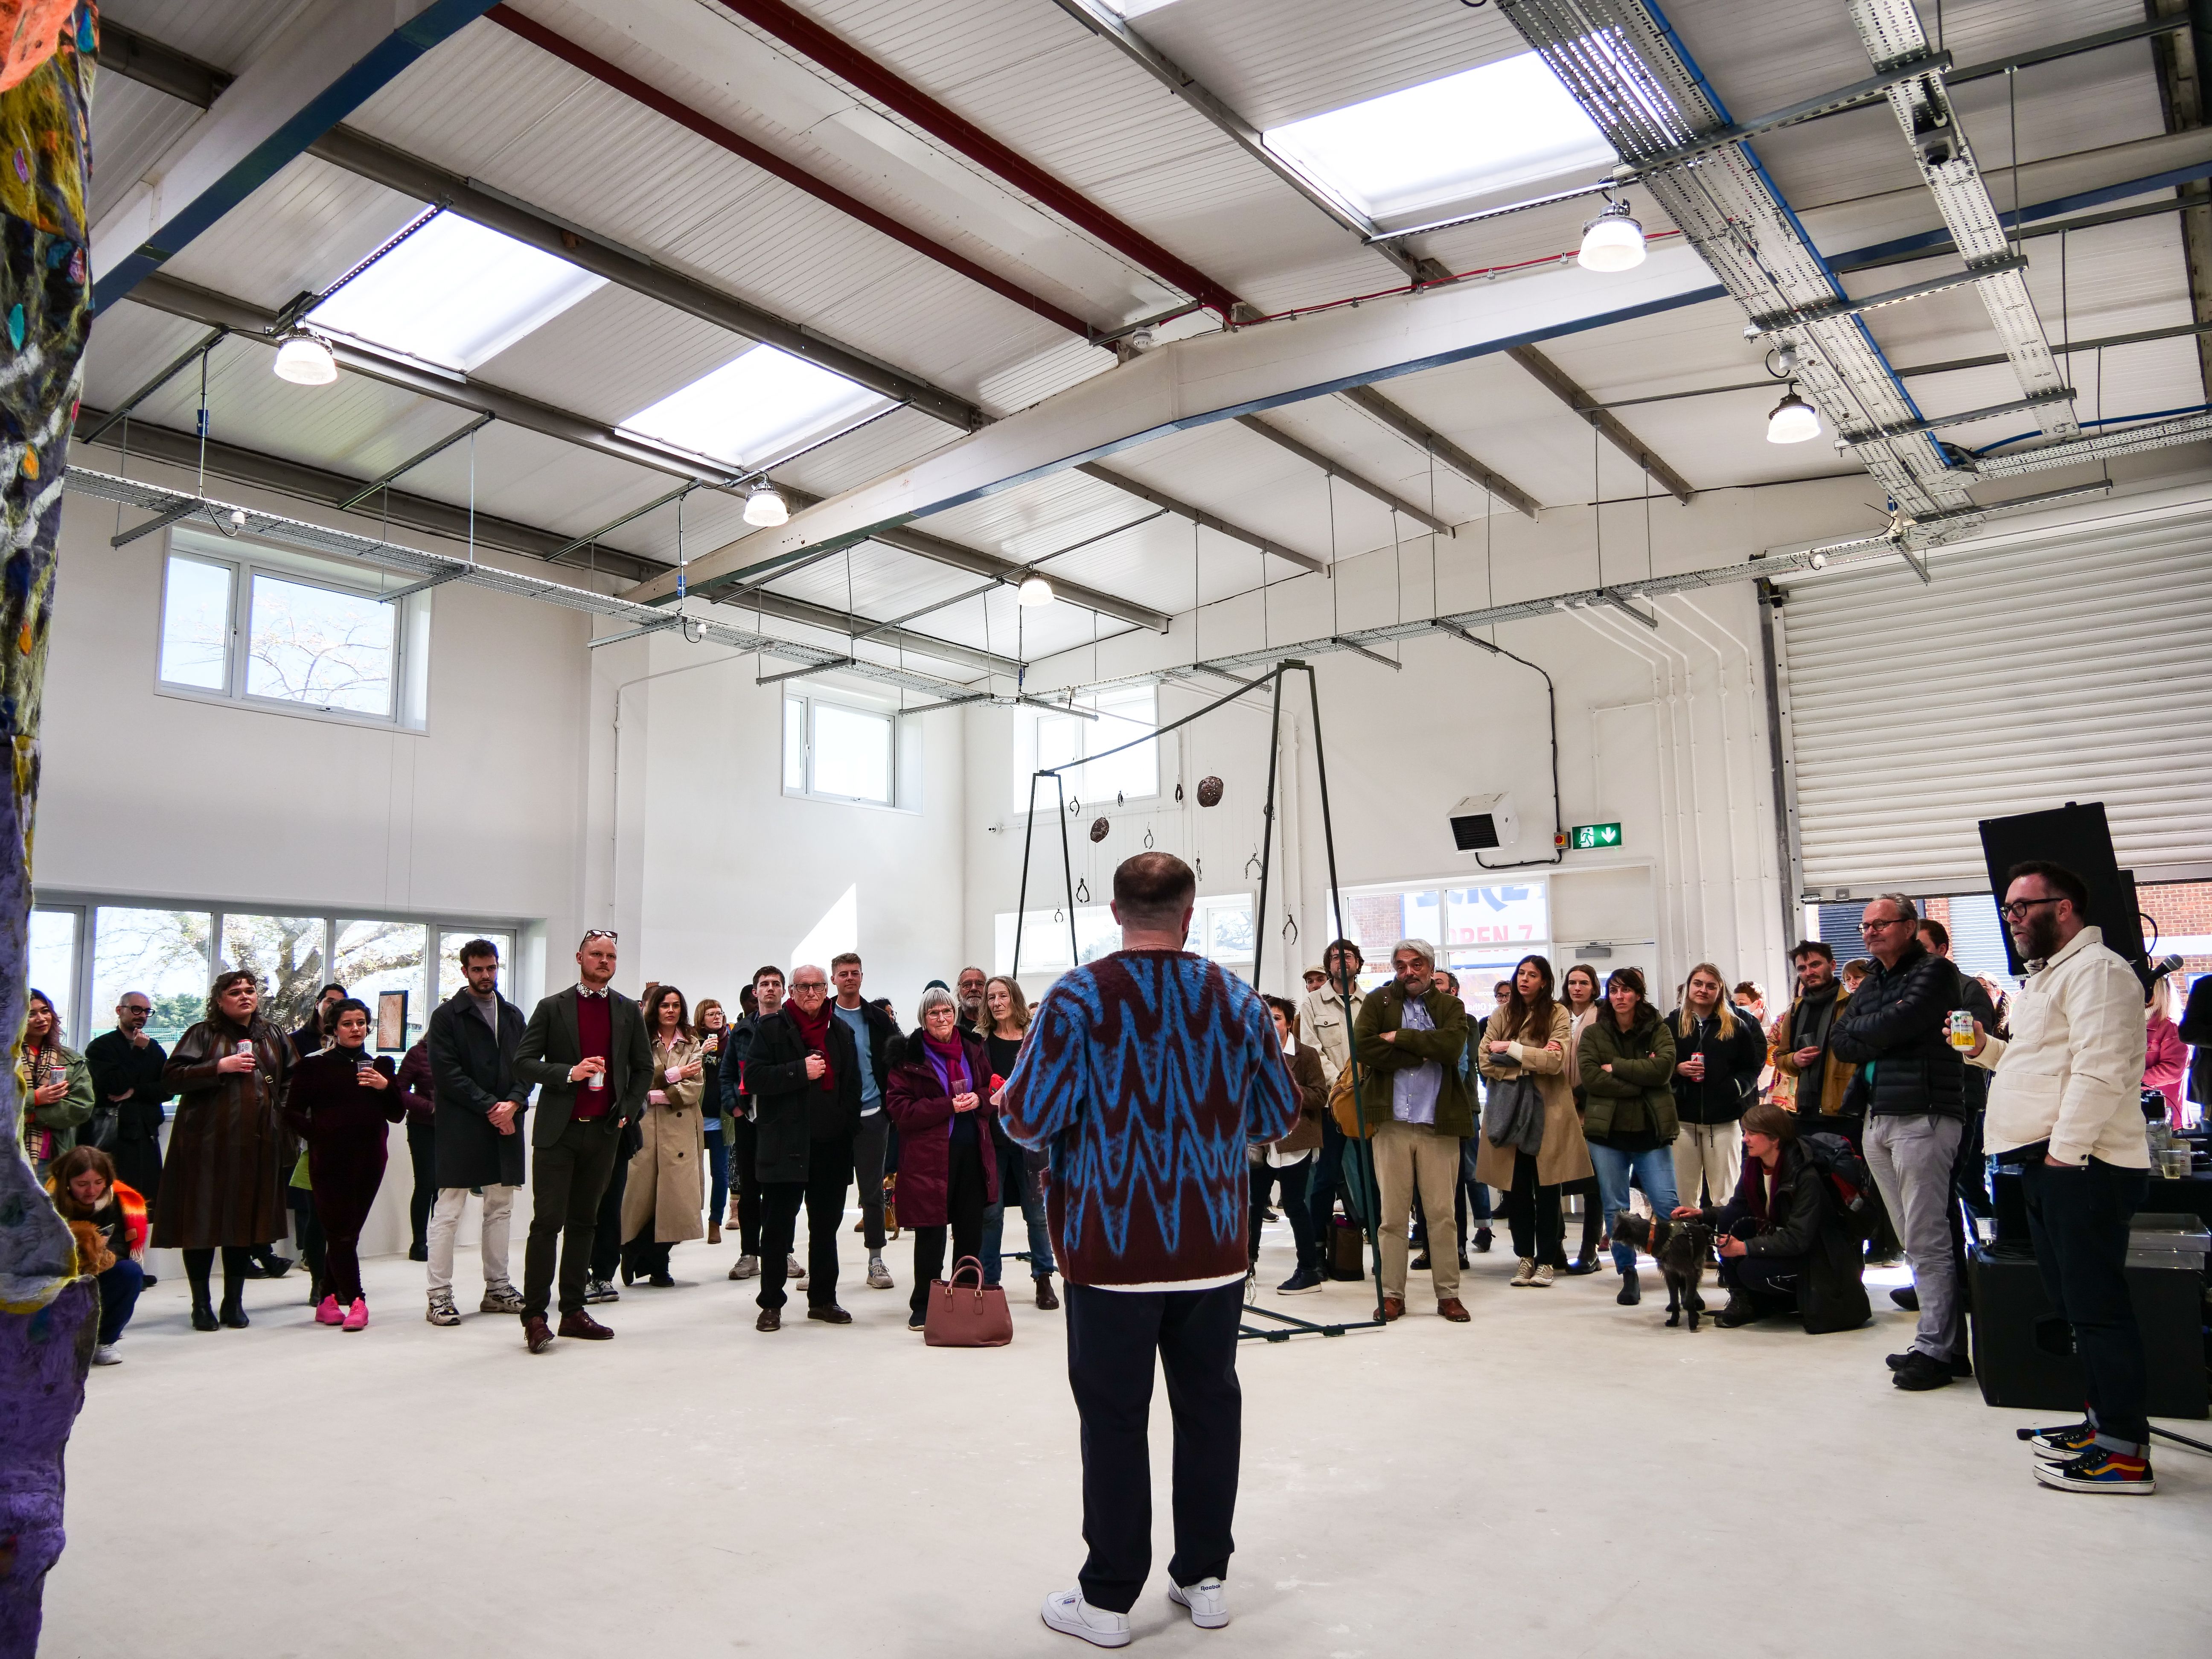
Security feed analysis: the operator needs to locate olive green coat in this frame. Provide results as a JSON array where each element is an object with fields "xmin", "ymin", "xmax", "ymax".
[
  {"xmin": 1353, "ymin": 982, "xmax": 1473, "ymax": 1137},
  {"xmin": 1576, "ymin": 1004, "xmax": 1679, "ymax": 1144}
]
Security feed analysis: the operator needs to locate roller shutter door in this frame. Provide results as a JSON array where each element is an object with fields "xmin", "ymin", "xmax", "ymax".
[{"xmin": 1781, "ymin": 501, "xmax": 2212, "ymax": 894}]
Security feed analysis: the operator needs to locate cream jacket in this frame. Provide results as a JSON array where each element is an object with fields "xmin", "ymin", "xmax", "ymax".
[
  {"xmin": 1971, "ymin": 926, "xmax": 2148, "ymax": 1168},
  {"xmin": 1297, "ymin": 983, "xmax": 1364, "ymax": 1084}
]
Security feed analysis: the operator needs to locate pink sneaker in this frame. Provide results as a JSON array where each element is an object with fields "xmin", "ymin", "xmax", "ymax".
[
  {"xmin": 315, "ymin": 1294, "xmax": 343, "ymax": 1326},
  {"xmin": 341, "ymin": 1298, "xmax": 369, "ymax": 1332}
]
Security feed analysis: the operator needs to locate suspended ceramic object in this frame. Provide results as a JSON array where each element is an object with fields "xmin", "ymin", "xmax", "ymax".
[
  {"xmin": 1089, "ymin": 817, "xmax": 1109, "ymax": 843},
  {"xmin": 1196, "ymin": 775, "xmax": 1223, "ymax": 808}
]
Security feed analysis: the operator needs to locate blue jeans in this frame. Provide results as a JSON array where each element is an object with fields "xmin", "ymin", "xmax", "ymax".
[
  {"xmin": 703, "ymin": 1122, "xmax": 729, "ymax": 1228},
  {"xmin": 98, "ymin": 1258, "xmax": 143, "ymax": 1345},
  {"xmin": 982, "ymin": 1135, "xmax": 1054, "ymax": 1285},
  {"xmin": 1589, "ymin": 1143, "xmax": 1679, "ymax": 1272}
]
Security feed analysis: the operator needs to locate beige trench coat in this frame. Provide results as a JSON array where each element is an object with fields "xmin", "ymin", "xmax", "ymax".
[
  {"xmin": 1473, "ymin": 1004, "xmax": 1593, "ymax": 1189},
  {"xmin": 621, "ymin": 1033, "xmax": 706, "ymax": 1245}
]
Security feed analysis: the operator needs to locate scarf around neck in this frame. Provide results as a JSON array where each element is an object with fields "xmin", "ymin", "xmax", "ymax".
[
  {"xmin": 786, "ymin": 999, "xmax": 836, "ymax": 1093},
  {"xmin": 922, "ymin": 1027, "xmax": 970, "ymax": 1097},
  {"xmin": 1791, "ymin": 978, "xmax": 1841, "ymax": 1054}
]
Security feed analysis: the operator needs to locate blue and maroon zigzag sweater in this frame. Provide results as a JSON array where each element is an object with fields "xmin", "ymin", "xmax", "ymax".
[{"xmin": 1001, "ymin": 949, "xmax": 1299, "ymax": 1288}]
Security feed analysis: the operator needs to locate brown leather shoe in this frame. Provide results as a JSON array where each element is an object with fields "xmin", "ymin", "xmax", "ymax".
[
  {"xmin": 756, "ymin": 1307, "xmax": 781, "ymax": 1332},
  {"xmin": 522, "ymin": 1314, "xmax": 555, "ymax": 1354},
  {"xmin": 806, "ymin": 1304, "xmax": 853, "ymax": 1325},
  {"xmin": 558, "ymin": 1310, "xmax": 613, "ymax": 1341},
  {"xmin": 1438, "ymin": 1297, "xmax": 1471, "ymax": 1323},
  {"xmin": 1381, "ymin": 1295, "xmax": 1405, "ymax": 1321},
  {"xmin": 1034, "ymin": 1274, "xmax": 1060, "ymax": 1311}
]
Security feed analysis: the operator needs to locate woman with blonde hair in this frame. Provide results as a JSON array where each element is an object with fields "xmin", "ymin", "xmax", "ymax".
[
  {"xmin": 978, "ymin": 974, "xmax": 1058, "ymax": 1308},
  {"xmin": 620, "ymin": 984, "xmax": 706, "ymax": 1287},
  {"xmin": 2144, "ymin": 977, "xmax": 2187, "ymax": 1126},
  {"xmin": 1667, "ymin": 963, "xmax": 1769, "ymax": 1211}
]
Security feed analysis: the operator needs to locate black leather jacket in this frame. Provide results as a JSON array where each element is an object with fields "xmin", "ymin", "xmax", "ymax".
[{"xmin": 1828, "ymin": 940, "xmax": 1967, "ymax": 1120}]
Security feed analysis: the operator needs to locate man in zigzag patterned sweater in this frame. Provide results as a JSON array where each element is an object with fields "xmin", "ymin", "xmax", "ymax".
[{"xmin": 1002, "ymin": 851, "xmax": 1299, "ymax": 1650}]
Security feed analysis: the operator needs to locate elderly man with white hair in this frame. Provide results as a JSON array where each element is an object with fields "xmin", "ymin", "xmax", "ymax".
[{"xmin": 1351, "ymin": 938, "xmax": 1473, "ymax": 1321}]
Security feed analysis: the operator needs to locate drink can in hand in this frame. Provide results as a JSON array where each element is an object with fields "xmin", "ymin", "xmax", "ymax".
[
  {"xmin": 1947, "ymin": 1010, "xmax": 1976, "ymax": 1051},
  {"xmin": 587, "ymin": 1065, "xmax": 604, "ymax": 1090}
]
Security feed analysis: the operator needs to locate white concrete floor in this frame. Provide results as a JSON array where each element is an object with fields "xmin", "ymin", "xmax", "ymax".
[{"xmin": 41, "ymin": 1213, "xmax": 2212, "ymax": 1659}]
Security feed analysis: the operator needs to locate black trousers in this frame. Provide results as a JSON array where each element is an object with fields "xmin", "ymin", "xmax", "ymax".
[
  {"xmin": 727, "ymin": 1113, "xmax": 763, "ymax": 1254},
  {"xmin": 1065, "ymin": 1281, "xmax": 1243, "ymax": 1615},
  {"xmin": 910, "ymin": 1138, "xmax": 989, "ymax": 1320},
  {"xmin": 1504, "ymin": 1156, "xmax": 1566, "ymax": 1266},
  {"xmin": 589, "ymin": 1144, "xmax": 630, "ymax": 1280},
  {"xmin": 406, "ymin": 1117, "xmax": 437, "ymax": 1252},
  {"xmin": 757, "ymin": 1135, "xmax": 853, "ymax": 1310},
  {"xmin": 522, "ymin": 1116, "xmax": 622, "ymax": 1318},
  {"xmin": 1719, "ymin": 1250, "xmax": 1804, "ymax": 1313},
  {"xmin": 1248, "ymin": 1157, "xmax": 1318, "ymax": 1274},
  {"xmin": 2021, "ymin": 1156, "xmax": 2152, "ymax": 1451},
  {"xmin": 853, "ymin": 1111, "xmax": 890, "ymax": 1252}
]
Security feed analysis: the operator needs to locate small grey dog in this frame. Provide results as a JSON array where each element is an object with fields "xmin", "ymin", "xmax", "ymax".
[{"xmin": 1612, "ymin": 1213, "xmax": 1716, "ymax": 1330}]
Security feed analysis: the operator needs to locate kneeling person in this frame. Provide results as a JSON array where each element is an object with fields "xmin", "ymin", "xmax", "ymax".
[{"xmin": 1676, "ymin": 1102, "xmax": 1869, "ymax": 1333}]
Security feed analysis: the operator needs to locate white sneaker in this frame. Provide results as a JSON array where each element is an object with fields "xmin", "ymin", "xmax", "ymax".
[
  {"xmin": 1169, "ymin": 1577, "xmax": 1229, "ymax": 1629},
  {"xmin": 91, "ymin": 1344, "xmax": 122, "ymax": 1366},
  {"xmin": 792, "ymin": 1254, "xmax": 808, "ymax": 1289},
  {"xmin": 425, "ymin": 1294, "xmax": 461, "ymax": 1327},
  {"xmin": 728, "ymin": 1254, "xmax": 760, "ymax": 1281},
  {"xmin": 1041, "ymin": 1589, "xmax": 1131, "ymax": 1649},
  {"xmin": 1532, "ymin": 1263, "xmax": 1555, "ymax": 1288},
  {"xmin": 866, "ymin": 1254, "xmax": 894, "ymax": 1289},
  {"xmin": 1510, "ymin": 1257, "xmax": 1536, "ymax": 1287}
]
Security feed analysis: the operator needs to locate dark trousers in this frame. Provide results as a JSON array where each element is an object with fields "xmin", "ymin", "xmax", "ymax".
[
  {"xmin": 704, "ymin": 1124, "xmax": 729, "ymax": 1229},
  {"xmin": 910, "ymin": 1139, "xmax": 989, "ymax": 1320},
  {"xmin": 757, "ymin": 1135, "xmax": 853, "ymax": 1310},
  {"xmin": 1954, "ymin": 1108, "xmax": 1991, "ymax": 1218},
  {"xmin": 406, "ymin": 1117, "xmax": 437, "ymax": 1252},
  {"xmin": 1065, "ymin": 1281, "xmax": 1243, "ymax": 1615},
  {"xmin": 1504, "ymin": 1156, "xmax": 1566, "ymax": 1266},
  {"xmin": 589, "ymin": 1144, "xmax": 630, "ymax": 1280},
  {"xmin": 286, "ymin": 1189, "xmax": 325, "ymax": 1286},
  {"xmin": 522, "ymin": 1116, "xmax": 622, "ymax": 1318},
  {"xmin": 727, "ymin": 1114, "xmax": 763, "ymax": 1254},
  {"xmin": 1248, "ymin": 1156, "xmax": 1318, "ymax": 1274},
  {"xmin": 853, "ymin": 1111, "xmax": 890, "ymax": 1252},
  {"xmin": 2021, "ymin": 1157, "xmax": 2152, "ymax": 1452},
  {"xmin": 1560, "ymin": 1175, "xmax": 1602, "ymax": 1263},
  {"xmin": 1307, "ymin": 1113, "xmax": 1378, "ymax": 1234},
  {"xmin": 1720, "ymin": 1250, "xmax": 1804, "ymax": 1314},
  {"xmin": 96, "ymin": 1258, "xmax": 143, "ymax": 1345}
]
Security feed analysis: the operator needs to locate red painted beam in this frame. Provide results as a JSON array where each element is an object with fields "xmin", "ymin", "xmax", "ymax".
[
  {"xmin": 485, "ymin": 3, "xmax": 1095, "ymax": 338},
  {"xmin": 707, "ymin": 0, "xmax": 1245, "ymax": 318}
]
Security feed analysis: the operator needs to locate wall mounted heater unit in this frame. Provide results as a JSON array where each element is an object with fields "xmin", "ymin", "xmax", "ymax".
[{"xmin": 1449, "ymin": 793, "xmax": 1516, "ymax": 853}]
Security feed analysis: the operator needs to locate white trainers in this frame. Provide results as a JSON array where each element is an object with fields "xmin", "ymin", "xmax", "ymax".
[
  {"xmin": 866, "ymin": 1253, "xmax": 894, "ymax": 1289},
  {"xmin": 1169, "ymin": 1577, "xmax": 1229, "ymax": 1629},
  {"xmin": 1532, "ymin": 1263, "xmax": 1555, "ymax": 1288},
  {"xmin": 1041, "ymin": 1589, "xmax": 1131, "ymax": 1649},
  {"xmin": 1510, "ymin": 1257, "xmax": 1537, "ymax": 1287},
  {"xmin": 728, "ymin": 1254, "xmax": 760, "ymax": 1281},
  {"xmin": 425, "ymin": 1294, "xmax": 461, "ymax": 1327},
  {"xmin": 91, "ymin": 1344, "xmax": 122, "ymax": 1366}
]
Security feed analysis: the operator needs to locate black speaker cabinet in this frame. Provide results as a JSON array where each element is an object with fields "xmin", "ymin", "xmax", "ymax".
[{"xmin": 1968, "ymin": 1248, "xmax": 2207, "ymax": 1420}]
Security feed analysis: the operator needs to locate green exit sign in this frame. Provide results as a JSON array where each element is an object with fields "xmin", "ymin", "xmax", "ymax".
[{"xmin": 1571, "ymin": 822, "xmax": 1623, "ymax": 850}]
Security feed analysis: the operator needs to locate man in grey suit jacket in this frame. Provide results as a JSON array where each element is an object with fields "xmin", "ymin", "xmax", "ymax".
[{"xmin": 512, "ymin": 928, "xmax": 655, "ymax": 1353}]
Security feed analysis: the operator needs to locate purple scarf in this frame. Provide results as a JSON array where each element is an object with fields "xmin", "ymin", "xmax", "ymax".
[{"xmin": 922, "ymin": 1029, "xmax": 970, "ymax": 1098}]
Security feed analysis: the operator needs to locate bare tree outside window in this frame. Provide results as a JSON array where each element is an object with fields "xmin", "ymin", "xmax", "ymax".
[
  {"xmin": 337, "ymin": 920, "xmax": 428, "ymax": 1050},
  {"xmin": 93, "ymin": 908, "xmax": 212, "ymax": 1044},
  {"xmin": 245, "ymin": 574, "xmax": 393, "ymax": 715},
  {"xmin": 221, "ymin": 915, "xmax": 329, "ymax": 1036}
]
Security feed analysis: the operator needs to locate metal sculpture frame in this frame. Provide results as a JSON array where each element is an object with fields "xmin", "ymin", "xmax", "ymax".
[{"xmin": 1011, "ymin": 661, "xmax": 1386, "ymax": 1342}]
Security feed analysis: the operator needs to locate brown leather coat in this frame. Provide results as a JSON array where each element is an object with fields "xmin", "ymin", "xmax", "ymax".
[{"xmin": 152, "ymin": 1018, "xmax": 294, "ymax": 1250}]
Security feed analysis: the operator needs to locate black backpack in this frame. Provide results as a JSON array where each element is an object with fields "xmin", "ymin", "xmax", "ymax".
[{"xmin": 1800, "ymin": 1132, "xmax": 1876, "ymax": 1236}]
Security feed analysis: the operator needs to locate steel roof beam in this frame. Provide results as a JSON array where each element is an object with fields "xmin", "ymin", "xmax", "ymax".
[
  {"xmin": 1334, "ymin": 386, "xmax": 1542, "ymax": 519},
  {"xmin": 1503, "ymin": 344, "xmax": 1695, "ymax": 503},
  {"xmin": 1231, "ymin": 416, "xmax": 1450, "ymax": 535},
  {"xmin": 90, "ymin": 1, "xmax": 501, "ymax": 309},
  {"xmin": 1073, "ymin": 463, "xmax": 1325, "ymax": 574}
]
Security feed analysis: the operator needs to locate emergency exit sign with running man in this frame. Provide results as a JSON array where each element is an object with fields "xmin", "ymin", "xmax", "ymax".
[{"xmin": 1571, "ymin": 822, "xmax": 1623, "ymax": 850}]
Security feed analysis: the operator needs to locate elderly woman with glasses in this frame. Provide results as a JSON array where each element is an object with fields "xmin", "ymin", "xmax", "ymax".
[{"xmin": 886, "ymin": 985, "xmax": 1001, "ymax": 1330}]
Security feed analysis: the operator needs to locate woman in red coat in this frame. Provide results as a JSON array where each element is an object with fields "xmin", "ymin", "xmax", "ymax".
[
  {"xmin": 2145, "ymin": 978, "xmax": 2188, "ymax": 1126},
  {"xmin": 885, "ymin": 985, "xmax": 1000, "ymax": 1331},
  {"xmin": 283, "ymin": 999, "xmax": 402, "ymax": 1331}
]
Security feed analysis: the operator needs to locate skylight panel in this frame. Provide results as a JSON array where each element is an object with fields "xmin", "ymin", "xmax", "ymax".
[
  {"xmin": 1265, "ymin": 53, "xmax": 1617, "ymax": 223},
  {"xmin": 308, "ymin": 212, "xmax": 606, "ymax": 372},
  {"xmin": 618, "ymin": 345, "xmax": 890, "ymax": 471},
  {"xmin": 1102, "ymin": 0, "xmax": 1181, "ymax": 16}
]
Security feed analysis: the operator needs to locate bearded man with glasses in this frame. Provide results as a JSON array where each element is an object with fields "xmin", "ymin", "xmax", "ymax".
[{"xmin": 1828, "ymin": 892, "xmax": 1972, "ymax": 1392}]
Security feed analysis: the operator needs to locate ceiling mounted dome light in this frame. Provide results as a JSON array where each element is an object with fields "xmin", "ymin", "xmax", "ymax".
[
  {"xmin": 272, "ymin": 331, "xmax": 337, "ymax": 386},
  {"xmin": 1766, "ymin": 384, "xmax": 1822, "ymax": 444},
  {"xmin": 742, "ymin": 479, "xmax": 789, "ymax": 527},
  {"xmin": 1017, "ymin": 574, "xmax": 1054, "ymax": 607},
  {"xmin": 1577, "ymin": 199, "xmax": 1645, "ymax": 272}
]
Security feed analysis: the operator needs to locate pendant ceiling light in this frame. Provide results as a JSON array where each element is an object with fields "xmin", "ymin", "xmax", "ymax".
[
  {"xmin": 1766, "ymin": 384, "xmax": 1821, "ymax": 444},
  {"xmin": 1017, "ymin": 575, "xmax": 1054, "ymax": 607},
  {"xmin": 1576, "ymin": 199, "xmax": 1645, "ymax": 272},
  {"xmin": 272, "ymin": 332, "xmax": 337, "ymax": 386},
  {"xmin": 742, "ymin": 478, "xmax": 789, "ymax": 527}
]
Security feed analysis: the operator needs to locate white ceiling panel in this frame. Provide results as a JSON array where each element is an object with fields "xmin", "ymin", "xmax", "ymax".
[
  {"xmin": 102, "ymin": 0, "xmax": 311, "ymax": 73},
  {"xmin": 158, "ymin": 153, "xmax": 420, "ymax": 312},
  {"xmin": 475, "ymin": 283, "xmax": 754, "ymax": 433},
  {"xmin": 88, "ymin": 76, "xmax": 202, "ymax": 227}
]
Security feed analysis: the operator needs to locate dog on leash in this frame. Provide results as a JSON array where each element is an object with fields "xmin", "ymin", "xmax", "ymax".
[{"xmin": 1612, "ymin": 1212, "xmax": 1715, "ymax": 1330}]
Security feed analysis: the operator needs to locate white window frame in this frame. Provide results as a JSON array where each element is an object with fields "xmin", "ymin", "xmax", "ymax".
[
  {"xmin": 1011, "ymin": 685, "xmax": 1163, "ymax": 816},
  {"xmin": 782, "ymin": 689, "xmax": 918, "ymax": 812},
  {"xmin": 156, "ymin": 530, "xmax": 430, "ymax": 732}
]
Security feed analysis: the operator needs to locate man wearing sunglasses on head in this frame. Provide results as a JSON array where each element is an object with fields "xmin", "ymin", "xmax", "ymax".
[{"xmin": 512, "ymin": 928, "xmax": 655, "ymax": 1353}]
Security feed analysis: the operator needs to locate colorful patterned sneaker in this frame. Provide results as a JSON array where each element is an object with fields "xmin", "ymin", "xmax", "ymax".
[
  {"xmin": 2020, "ymin": 1421, "xmax": 2096, "ymax": 1463},
  {"xmin": 425, "ymin": 1294, "xmax": 461, "ymax": 1327},
  {"xmin": 2033, "ymin": 1448, "xmax": 2155, "ymax": 1495}
]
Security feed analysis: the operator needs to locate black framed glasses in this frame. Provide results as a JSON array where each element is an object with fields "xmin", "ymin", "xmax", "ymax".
[
  {"xmin": 1859, "ymin": 917, "xmax": 1910, "ymax": 933},
  {"xmin": 1998, "ymin": 896, "xmax": 2063, "ymax": 922}
]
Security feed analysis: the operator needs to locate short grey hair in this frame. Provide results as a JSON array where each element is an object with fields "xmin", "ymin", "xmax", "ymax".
[
  {"xmin": 1391, "ymin": 938, "xmax": 1437, "ymax": 968},
  {"xmin": 1871, "ymin": 893, "xmax": 1919, "ymax": 923},
  {"xmin": 916, "ymin": 984, "xmax": 957, "ymax": 1019}
]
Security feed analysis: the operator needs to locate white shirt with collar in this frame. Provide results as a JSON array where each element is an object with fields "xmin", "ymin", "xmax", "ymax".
[{"xmin": 1972, "ymin": 926, "xmax": 2149, "ymax": 1168}]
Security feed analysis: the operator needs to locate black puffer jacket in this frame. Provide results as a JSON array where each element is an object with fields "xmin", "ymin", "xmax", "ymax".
[
  {"xmin": 1828, "ymin": 940, "xmax": 1967, "ymax": 1120},
  {"xmin": 1710, "ymin": 1141, "xmax": 1870, "ymax": 1335},
  {"xmin": 1666, "ymin": 1006, "xmax": 1767, "ymax": 1125}
]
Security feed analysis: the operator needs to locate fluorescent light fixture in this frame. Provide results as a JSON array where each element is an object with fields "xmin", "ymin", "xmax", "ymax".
[
  {"xmin": 307, "ymin": 212, "xmax": 605, "ymax": 372},
  {"xmin": 272, "ymin": 331, "xmax": 337, "ymax": 386},
  {"xmin": 1018, "ymin": 575, "xmax": 1055, "ymax": 607},
  {"xmin": 620, "ymin": 345, "xmax": 889, "ymax": 470},
  {"xmin": 1265, "ymin": 53, "xmax": 1616, "ymax": 222},
  {"xmin": 1103, "ymin": 0, "xmax": 1180, "ymax": 14},
  {"xmin": 1767, "ymin": 386, "xmax": 1822, "ymax": 444},
  {"xmin": 1578, "ymin": 200, "xmax": 1645, "ymax": 271},
  {"xmin": 742, "ymin": 479, "xmax": 789, "ymax": 527}
]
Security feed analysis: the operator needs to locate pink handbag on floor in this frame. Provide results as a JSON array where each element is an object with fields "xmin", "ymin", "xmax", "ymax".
[{"xmin": 924, "ymin": 1255, "xmax": 1013, "ymax": 1347}]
